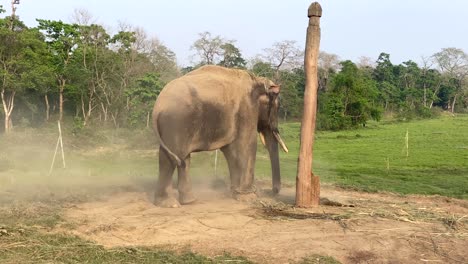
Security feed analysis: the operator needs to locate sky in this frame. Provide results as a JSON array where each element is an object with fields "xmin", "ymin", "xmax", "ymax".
[{"xmin": 5, "ymin": 0, "xmax": 468, "ymax": 67}]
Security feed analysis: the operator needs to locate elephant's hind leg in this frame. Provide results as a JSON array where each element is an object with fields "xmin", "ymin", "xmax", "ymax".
[
  {"xmin": 178, "ymin": 154, "xmax": 197, "ymax": 205},
  {"xmin": 154, "ymin": 147, "xmax": 180, "ymax": 208}
]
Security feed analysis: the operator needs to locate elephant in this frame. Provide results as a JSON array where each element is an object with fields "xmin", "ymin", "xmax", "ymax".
[{"xmin": 152, "ymin": 65, "xmax": 288, "ymax": 207}]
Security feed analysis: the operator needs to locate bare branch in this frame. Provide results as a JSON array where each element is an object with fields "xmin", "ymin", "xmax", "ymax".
[{"xmin": 70, "ymin": 8, "xmax": 96, "ymax": 26}]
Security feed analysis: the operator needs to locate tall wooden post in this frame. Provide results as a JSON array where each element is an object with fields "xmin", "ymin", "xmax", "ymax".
[{"xmin": 295, "ymin": 2, "xmax": 322, "ymax": 208}]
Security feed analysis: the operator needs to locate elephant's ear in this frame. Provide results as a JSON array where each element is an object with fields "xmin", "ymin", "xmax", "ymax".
[{"xmin": 269, "ymin": 85, "xmax": 280, "ymax": 95}]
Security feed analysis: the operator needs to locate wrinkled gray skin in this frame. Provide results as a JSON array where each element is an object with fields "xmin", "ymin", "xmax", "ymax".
[{"xmin": 152, "ymin": 65, "xmax": 288, "ymax": 208}]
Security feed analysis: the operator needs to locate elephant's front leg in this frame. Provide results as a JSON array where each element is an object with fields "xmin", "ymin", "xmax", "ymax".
[
  {"xmin": 177, "ymin": 154, "xmax": 197, "ymax": 204},
  {"xmin": 221, "ymin": 135, "xmax": 258, "ymax": 200}
]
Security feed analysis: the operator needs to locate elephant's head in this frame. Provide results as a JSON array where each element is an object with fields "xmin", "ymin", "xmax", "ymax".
[{"xmin": 256, "ymin": 78, "xmax": 289, "ymax": 195}]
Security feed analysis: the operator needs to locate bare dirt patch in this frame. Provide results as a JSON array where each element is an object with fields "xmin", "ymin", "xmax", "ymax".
[{"xmin": 62, "ymin": 185, "xmax": 468, "ymax": 263}]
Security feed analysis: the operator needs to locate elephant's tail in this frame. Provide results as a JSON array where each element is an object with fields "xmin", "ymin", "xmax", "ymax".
[{"xmin": 153, "ymin": 112, "xmax": 185, "ymax": 168}]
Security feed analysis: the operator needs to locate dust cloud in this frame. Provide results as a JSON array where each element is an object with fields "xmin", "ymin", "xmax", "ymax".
[{"xmin": 0, "ymin": 129, "xmax": 232, "ymax": 206}]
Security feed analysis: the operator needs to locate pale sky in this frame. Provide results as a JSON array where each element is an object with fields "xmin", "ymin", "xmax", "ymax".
[{"xmin": 5, "ymin": 0, "xmax": 468, "ymax": 67}]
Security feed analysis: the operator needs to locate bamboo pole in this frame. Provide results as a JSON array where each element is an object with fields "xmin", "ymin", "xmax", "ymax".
[
  {"xmin": 295, "ymin": 2, "xmax": 322, "ymax": 208},
  {"xmin": 58, "ymin": 121, "xmax": 66, "ymax": 168},
  {"xmin": 48, "ymin": 121, "xmax": 66, "ymax": 176},
  {"xmin": 48, "ymin": 136, "xmax": 60, "ymax": 176},
  {"xmin": 405, "ymin": 129, "xmax": 409, "ymax": 158}
]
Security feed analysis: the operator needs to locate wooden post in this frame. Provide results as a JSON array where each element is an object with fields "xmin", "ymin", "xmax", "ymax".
[
  {"xmin": 295, "ymin": 2, "xmax": 322, "ymax": 208},
  {"xmin": 48, "ymin": 121, "xmax": 66, "ymax": 176},
  {"xmin": 58, "ymin": 121, "xmax": 66, "ymax": 169},
  {"xmin": 48, "ymin": 136, "xmax": 60, "ymax": 176}
]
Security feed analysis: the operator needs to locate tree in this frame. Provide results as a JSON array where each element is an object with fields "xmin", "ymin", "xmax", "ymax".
[
  {"xmin": 251, "ymin": 59, "xmax": 275, "ymax": 78},
  {"xmin": 108, "ymin": 28, "xmax": 147, "ymax": 127},
  {"xmin": 420, "ymin": 56, "xmax": 434, "ymax": 108},
  {"xmin": 0, "ymin": 12, "xmax": 49, "ymax": 132},
  {"xmin": 373, "ymin": 52, "xmax": 398, "ymax": 111},
  {"xmin": 37, "ymin": 19, "xmax": 80, "ymax": 122},
  {"xmin": 318, "ymin": 51, "xmax": 340, "ymax": 91},
  {"xmin": 425, "ymin": 68, "xmax": 443, "ymax": 109},
  {"xmin": 253, "ymin": 42, "xmax": 305, "ymax": 120},
  {"xmin": 73, "ymin": 23, "xmax": 110, "ymax": 126},
  {"xmin": 319, "ymin": 60, "xmax": 381, "ymax": 129},
  {"xmin": 398, "ymin": 60, "xmax": 422, "ymax": 111},
  {"xmin": 356, "ymin": 56, "xmax": 376, "ymax": 69},
  {"xmin": 262, "ymin": 40, "xmax": 303, "ymax": 82},
  {"xmin": 218, "ymin": 43, "xmax": 246, "ymax": 69},
  {"xmin": 141, "ymin": 37, "xmax": 179, "ymax": 82},
  {"xmin": 70, "ymin": 8, "xmax": 95, "ymax": 26},
  {"xmin": 0, "ymin": 16, "xmax": 18, "ymax": 133},
  {"xmin": 126, "ymin": 73, "xmax": 164, "ymax": 127},
  {"xmin": 277, "ymin": 68, "xmax": 305, "ymax": 120},
  {"xmin": 432, "ymin": 48, "xmax": 467, "ymax": 112},
  {"xmin": 25, "ymin": 40, "xmax": 55, "ymax": 123},
  {"xmin": 191, "ymin": 31, "xmax": 224, "ymax": 65}
]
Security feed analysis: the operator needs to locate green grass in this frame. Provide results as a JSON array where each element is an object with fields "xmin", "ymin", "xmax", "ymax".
[
  {"xmin": 0, "ymin": 227, "xmax": 252, "ymax": 264},
  {"xmin": 254, "ymin": 114, "xmax": 468, "ymax": 199}
]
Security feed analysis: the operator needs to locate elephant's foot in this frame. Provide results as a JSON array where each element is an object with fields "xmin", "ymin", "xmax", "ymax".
[
  {"xmin": 233, "ymin": 192, "xmax": 258, "ymax": 202},
  {"xmin": 154, "ymin": 196, "xmax": 181, "ymax": 208},
  {"xmin": 179, "ymin": 192, "xmax": 197, "ymax": 205}
]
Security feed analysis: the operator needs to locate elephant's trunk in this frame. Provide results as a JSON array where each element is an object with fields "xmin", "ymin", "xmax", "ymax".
[{"xmin": 264, "ymin": 130, "xmax": 281, "ymax": 195}]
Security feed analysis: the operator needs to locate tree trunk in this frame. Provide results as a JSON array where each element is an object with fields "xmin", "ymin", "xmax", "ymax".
[
  {"xmin": 87, "ymin": 92, "xmax": 93, "ymax": 123},
  {"xmin": 423, "ymin": 83, "xmax": 427, "ymax": 107},
  {"xmin": 451, "ymin": 94, "xmax": 458, "ymax": 113},
  {"xmin": 59, "ymin": 90, "xmax": 63, "ymax": 121},
  {"xmin": 1, "ymin": 89, "xmax": 15, "ymax": 133},
  {"xmin": 59, "ymin": 79, "xmax": 65, "ymax": 122},
  {"xmin": 45, "ymin": 94, "xmax": 50, "ymax": 122},
  {"xmin": 81, "ymin": 94, "xmax": 87, "ymax": 126},
  {"xmin": 4, "ymin": 114, "xmax": 10, "ymax": 133},
  {"xmin": 9, "ymin": 0, "xmax": 17, "ymax": 31},
  {"xmin": 101, "ymin": 102, "xmax": 108, "ymax": 123},
  {"xmin": 146, "ymin": 111, "xmax": 150, "ymax": 128},
  {"xmin": 111, "ymin": 113, "xmax": 118, "ymax": 128}
]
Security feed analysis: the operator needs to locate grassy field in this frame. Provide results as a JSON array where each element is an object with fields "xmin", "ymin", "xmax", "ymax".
[
  {"xmin": 1, "ymin": 114, "xmax": 467, "ymax": 199},
  {"xmin": 0, "ymin": 114, "xmax": 467, "ymax": 263},
  {"xmin": 255, "ymin": 113, "xmax": 468, "ymax": 199}
]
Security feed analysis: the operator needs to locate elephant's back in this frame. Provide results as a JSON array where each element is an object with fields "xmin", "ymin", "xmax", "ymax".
[{"xmin": 155, "ymin": 66, "xmax": 253, "ymax": 113}]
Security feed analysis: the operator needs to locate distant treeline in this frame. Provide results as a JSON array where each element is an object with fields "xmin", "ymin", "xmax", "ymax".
[{"xmin": 1, "ymin": 8, "xmax": 467, "ymax": 133}]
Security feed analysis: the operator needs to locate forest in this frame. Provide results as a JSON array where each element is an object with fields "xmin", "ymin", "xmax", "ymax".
[{"xmin": 1, "ymin": 7, "xmax": 467, "ymax": 134}]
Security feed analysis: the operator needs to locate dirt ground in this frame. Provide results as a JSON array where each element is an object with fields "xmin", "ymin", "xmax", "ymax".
[{"xmin": 61, "ymin": 183, "xmax": 468, "ymax": 264}]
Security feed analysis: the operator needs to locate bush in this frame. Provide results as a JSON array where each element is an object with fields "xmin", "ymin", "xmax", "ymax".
[
  {"xmin": 396, "ymin": 105, "xmax": 441, "ymax": 121},
  {"xmin": 72, "ymin": 117, "xmax": 85, "ymax": 135}
]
